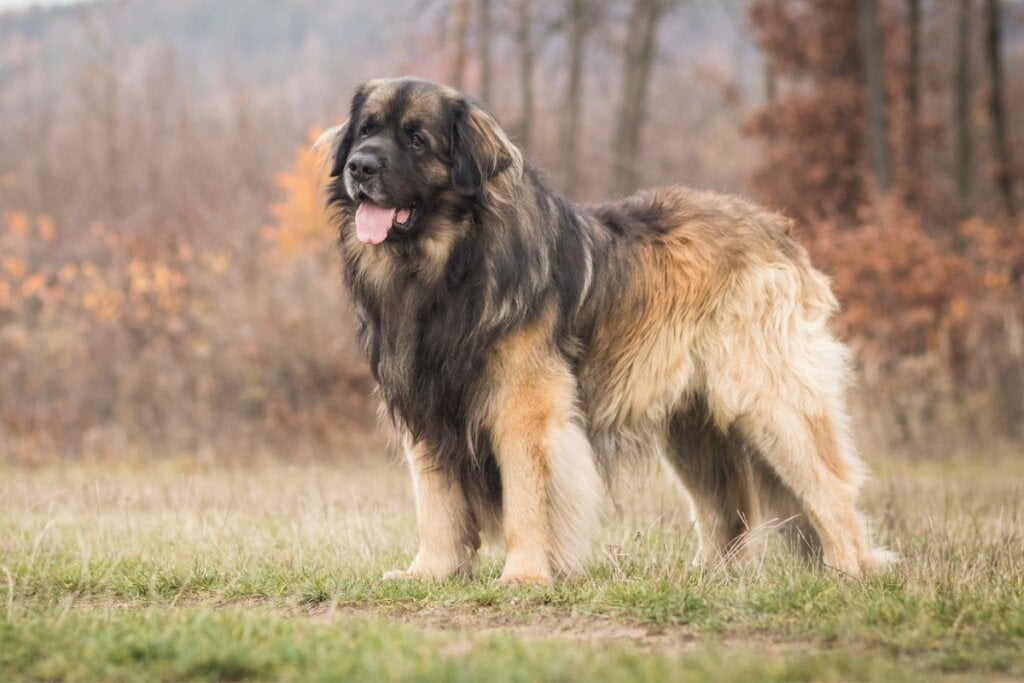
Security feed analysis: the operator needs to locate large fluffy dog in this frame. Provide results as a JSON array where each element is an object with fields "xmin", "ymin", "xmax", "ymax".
[{"xmin": 320, "ymin": 78, "xmax": 891, "ymax": 585}]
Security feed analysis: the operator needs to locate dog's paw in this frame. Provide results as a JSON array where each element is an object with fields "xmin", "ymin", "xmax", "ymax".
[
  {"xmin": 864, "ymin": 547, "xmax": 901, "ymax": 573},
  {"xmin": 827, "ymin": 547, "xmax": 901, "ymax": 578},
  {"xmin": 495, "ymin": 572, "xmax": 553, "ymax": 588},
  {"xmin": 382, "ymin": 568, "xmax": 415, "ymax": 581},
  {"xmin": 382, "ymin": 561, "xmax": 470, "ymax": 581}
]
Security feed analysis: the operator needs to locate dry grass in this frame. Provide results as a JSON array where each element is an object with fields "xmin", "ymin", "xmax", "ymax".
[{"xmin": 1, "ymin": 449, "xmax": 1022, "ymax": 680}]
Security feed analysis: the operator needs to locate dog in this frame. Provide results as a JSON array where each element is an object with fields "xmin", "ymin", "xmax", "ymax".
[{"xmin": 319, "ymin": 77, "xmax": 892, "ymax": 585}]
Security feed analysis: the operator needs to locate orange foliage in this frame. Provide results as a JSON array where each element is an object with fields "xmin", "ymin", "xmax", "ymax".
[
  {"xmin": 809, "ymin": 208, "xmax": 977, "ymax": 359},
  {"xmin": 6, "ymin": 211, "xmax": 29, "ymax": 236},
  {"xmin": 746, "ymin": 0, "xmax": 867, "ymax": 222},
  {"xmin": 263, "ymin": 129, "xmax": 335, "ymax": 261},
  {"xmin": 2, "ymin": 211, "xmax": 201, "ymax": 326},
  {"xmin": 801, "ymin": 203, "xmax": 1024, "ymax": 446}
]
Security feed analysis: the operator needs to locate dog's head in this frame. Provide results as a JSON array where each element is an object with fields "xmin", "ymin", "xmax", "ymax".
[{"xmin": 320, "ymin": 78, "xmax": 522, "ymax": 246}]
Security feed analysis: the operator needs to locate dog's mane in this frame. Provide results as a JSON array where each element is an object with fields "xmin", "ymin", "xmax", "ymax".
[{"xmin": 336, "ymin": 161, "xmax": 607, "ymax": 496}]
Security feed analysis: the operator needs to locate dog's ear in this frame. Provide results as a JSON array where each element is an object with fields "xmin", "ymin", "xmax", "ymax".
[
  {"xmin": 321, "ymin": 83, "xmax": 375, "ymax": 178},
  {"xmin": 329, "ymin": 121, "xmax": 356, "ymax": 178},
  {"xmin": 312, "ymin": 122, "xmax": 348, "ymax": 175},
  {"xmin": 450, "ymin": 98, "xmax": 519, "ymax": 198}
]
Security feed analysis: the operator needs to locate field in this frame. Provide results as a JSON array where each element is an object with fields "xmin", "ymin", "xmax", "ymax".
[{"xmin": 1, "ymin": 450, "xmax": 1022, "ymax": 682}]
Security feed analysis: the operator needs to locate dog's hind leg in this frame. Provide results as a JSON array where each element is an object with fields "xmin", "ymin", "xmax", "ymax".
[
  {"xmin": 726, "ymin": 399, "xmax": 892, "ymax": 576},
  {"xmin": 384, "ymin": 435, "xmax": 480, "ymax": 580},
  {"xmin": 664, "ymin": 399, "xmax": 759, "ymax": 565},
  {"xmin": 703, "ymin": 270, "xmax": 893, "ymax": 577},
  {"xmin": 750, "ymin": 456, "xmax": 823, "ymax": 562}
]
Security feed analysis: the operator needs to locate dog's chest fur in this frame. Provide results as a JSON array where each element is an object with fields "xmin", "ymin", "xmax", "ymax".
[{"xmin": 343, "ymin": 221, "xmax": 549, "ymax": 462}]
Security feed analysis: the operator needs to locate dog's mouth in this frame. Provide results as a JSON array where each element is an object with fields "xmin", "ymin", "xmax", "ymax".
[{"xmin": 354, "ymin": 198, "xmax": 418, "ymax": 245}]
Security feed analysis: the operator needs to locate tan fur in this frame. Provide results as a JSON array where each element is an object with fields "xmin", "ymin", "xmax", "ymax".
[
  {"xmin": 383, "ymin": 436, "xmax": 480, "ymax": 580},
  {"xmin": 805, "ymin": 413, "xmax": 852, "ymax": 482},
  {"xmin": 483, "ymin": 307, "xmax": 605, "ymax": 584},
  {"xmin": 751, "ymin": 462, "xmax": 824, "ymax": 561},
  {"xmin": 583, "ymin": 188, "xmax": 885, "ymax": 576}
]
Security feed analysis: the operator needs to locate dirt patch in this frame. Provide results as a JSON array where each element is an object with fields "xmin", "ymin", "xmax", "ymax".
[{"xmin": 307, "ymin": 602, "xmax": 701, "ymax": 653}]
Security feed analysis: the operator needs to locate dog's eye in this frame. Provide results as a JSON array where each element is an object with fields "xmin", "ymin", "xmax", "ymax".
[
  {"xmin": 359, "ymin": 122, "xmax": 373, "ymax": 138},
  {"xmin": 409, "ymin": 133, "xmax": 424, "ymax": 149}
]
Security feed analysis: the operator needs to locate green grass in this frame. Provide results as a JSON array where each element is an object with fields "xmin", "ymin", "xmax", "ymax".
[
  {"xmin": 1, "ymin": 453, "xmax": 1022, "ymax": 681},
  {"xmin": 1, "ymin": 606, "xmax": 932, "ymax": 682}
]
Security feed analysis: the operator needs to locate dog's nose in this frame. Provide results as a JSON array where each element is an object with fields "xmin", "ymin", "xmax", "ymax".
[{"xmin": 347, "ymin": 152, "xmax": 382, "ymax": 181}]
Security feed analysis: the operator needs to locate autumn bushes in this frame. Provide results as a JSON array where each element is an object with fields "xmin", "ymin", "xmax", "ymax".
[
  {"xmin": 0, "ymin": 146, "xmax": 376, "ymax": 462},
  {"xmin": 803, "ymin": 206, "xmax": 1024, "ymax": 453}
]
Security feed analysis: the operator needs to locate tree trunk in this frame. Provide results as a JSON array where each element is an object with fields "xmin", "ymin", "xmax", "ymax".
[
  {"xmin": 955, "ymin": 0, "xmax": 972, "ymax": 211},
  {"xmin": 560, "ymin": 0, "xmax": 587, "ymax": 197},
  {"xmin": 451, "ymin": 0, "xmax": 470, "ymax": 91},
  {"xmin": 985, "ymin": 0, "xmax": 1017, "ymax": 218},
  {"xmin": 859, "ymin": 0, "xmax": 891, "ymax": 192},
  {"xmin": 905, "ymin": 0, "xmax": 921, "ymax": 198},
  {"xmin": 478, "ymin": 0, "xmax": 493, "ymax": 108},
  {"xmin": 611, "ymin": 0, "xmax": 667, "ymax": 195},
  {"xmin": 517, "ymin": 0, "xmax": 535, "ymax": 150},
  {"xmin": 83, "ymin": 8, "xmax": 123, "ymax": 221}
]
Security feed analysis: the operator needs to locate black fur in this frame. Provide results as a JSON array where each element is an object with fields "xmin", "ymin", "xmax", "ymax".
[{"xmin": 326, "ymin": 79, "xmax": 667, "ymax": 507}]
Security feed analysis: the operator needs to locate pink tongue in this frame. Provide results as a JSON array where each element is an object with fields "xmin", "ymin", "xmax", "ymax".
[{"xmin": 355, "ymin": 201, "xmax": 396, "ymax": 245}]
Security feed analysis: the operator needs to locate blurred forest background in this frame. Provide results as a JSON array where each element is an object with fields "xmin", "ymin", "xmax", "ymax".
[{"xmin": 1, "ymin": 0, "xmax": 1023, "ymax": 463}]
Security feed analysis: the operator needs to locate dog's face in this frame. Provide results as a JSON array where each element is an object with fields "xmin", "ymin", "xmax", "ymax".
[{"xmin": 325, "ymin": 78, "xmax": 520, "ymax": 246}]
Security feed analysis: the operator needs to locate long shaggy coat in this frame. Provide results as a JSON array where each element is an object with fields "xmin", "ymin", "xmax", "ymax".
[{"xmin": 320, "ymin": 78, "xmax": 892, "ymax": 584}]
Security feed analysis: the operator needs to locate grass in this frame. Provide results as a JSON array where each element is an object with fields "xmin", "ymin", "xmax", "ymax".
[{"xmin": 1, "ymin": 451, "xmax": 1022, "ymax": 681}]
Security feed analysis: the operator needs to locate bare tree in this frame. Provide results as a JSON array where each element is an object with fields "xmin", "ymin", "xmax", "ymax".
[
  {"xmin": 478, "ymin": 0, "xmax": 493, "ymax": 107},
  {"xmin": 81, "ymin": 7, "xmax": 124, "ymax": 222},
  {"xmin": 560, "ymin": 0, "xmax": 590, "ymax": 196},
  {"xmin": 516, "ymin": 0, "xmax": 535, "ymax": 150},
  {"xmin": 611, "ymin": 0, "xmax": 672, "ymax": 195},
  {"xmin": 984, "ymin": 0, "xmax": 1017, "ymax": 218},
  {"xmin": 764, "ymin": 56, "xmax": 776, "ymax": 106},
  {"xmin": 905, "ymin": 0, "xmax": 921, "ymax": 196},
  {"xmin": 451, "ymin": 0, "xmax": 471, "ymax": 90},
  {"xmin": 859, "ymin": 0, "xmax": 891, "ymax": 192},
  {"xmin": 955, "ymin": 0, "xmax": 972, "ymax": 211}
]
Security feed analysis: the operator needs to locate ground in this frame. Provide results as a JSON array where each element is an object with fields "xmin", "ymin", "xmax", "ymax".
[{"xmin": 1, "ymin": 449, "xmax": 1022, "ymax": 681}]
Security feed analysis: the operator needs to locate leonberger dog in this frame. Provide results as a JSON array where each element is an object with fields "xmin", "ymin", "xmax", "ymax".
[{"xmin": 319, "ymin": 78, "xmax": 892, "ymax": 585}]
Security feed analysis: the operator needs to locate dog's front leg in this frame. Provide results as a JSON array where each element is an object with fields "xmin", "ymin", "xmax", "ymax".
[
  {"xmin": 487, "ymin": 317, "xmax": 604, "ymax": 587},
  {"xmin": 492, "ymin": 426, "xmax": 556, "ymax": 586},
  {"xmin": 384, "ymin": 437, "xmax": 479, "ymax": 580}
]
